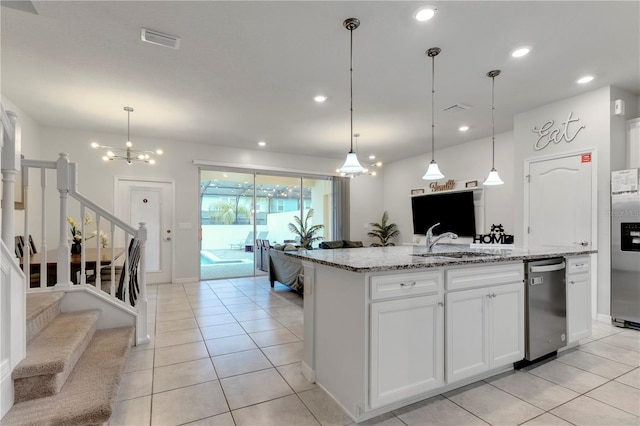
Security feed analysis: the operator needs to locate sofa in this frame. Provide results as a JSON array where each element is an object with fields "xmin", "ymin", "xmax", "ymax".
[{"xmin": 268, "ymin": 240, "xmax": 364, "ymax": 293}]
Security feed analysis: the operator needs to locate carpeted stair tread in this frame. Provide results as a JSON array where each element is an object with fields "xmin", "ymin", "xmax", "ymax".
[
  {"xmin": 13, "ymin": 310, "xmax": 100, "ymax": 379},
  {"xmin": 1, "ymin": 327, "xmax": 135, "ymax": 426},
  {"xmin": 25, "ymin": 291, "xmax": 64, "ymax": 343}
]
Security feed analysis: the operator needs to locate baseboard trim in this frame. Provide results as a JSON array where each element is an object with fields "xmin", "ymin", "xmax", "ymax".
[
  {"xmin": 597, "ymin": 313, "xmax": 611, "ymax": 324},
  {"xmin": 1, "ymin": 359, "xmax": 15, "ymax": 418},
  {"xmin": 173, "ymin": 277, "xmax": 199, "ymax": 284}
]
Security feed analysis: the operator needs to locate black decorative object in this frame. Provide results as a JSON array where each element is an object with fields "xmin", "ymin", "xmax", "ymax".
[
  {"xmin": 474, "ymin": 224, "xmax": 514, "ymax": 245},
  {"xmin": 71, "ymin": 241, "xmax": 82, "ymax": 254}
]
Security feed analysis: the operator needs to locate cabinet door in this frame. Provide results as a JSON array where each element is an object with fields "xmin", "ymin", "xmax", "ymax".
[
  {"xmin": 567, "ymin": 273, "xmax": 591, "ymax": 343},
  {"xmin": 490, "ymin": 282, "xmax": 524, "ymax": 367},
  {"xmin": 446, "ymin": 287, "xmax": 489, "ymax": 383},
  {"xmin": 370, "ymin": 295, "xmax": 443, "ymax": 409}
]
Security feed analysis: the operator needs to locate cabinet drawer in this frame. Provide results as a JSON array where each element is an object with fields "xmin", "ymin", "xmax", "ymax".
[
  {"xmin": 370, "ymin": 270, "xmax": 442, "ymax": 300},
  {"xmin": 445, "ymin": 262, "xmax": 524, "ymax": 291},
  {"xmin": 567, "ymin": 256, "xmax": 590, "ymax": 275}
]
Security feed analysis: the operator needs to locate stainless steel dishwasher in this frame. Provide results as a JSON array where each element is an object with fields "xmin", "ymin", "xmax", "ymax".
[{"xmin": 524, "ymin": 258, "xmax": 567, "ymax": 361}]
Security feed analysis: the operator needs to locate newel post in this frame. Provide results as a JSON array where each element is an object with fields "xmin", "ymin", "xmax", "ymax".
[
  {"xmin": 55, "ymin": 153, "xmax": 72, "ymax": 287},
  {"xmin": 1, "ymin": 111, "xmax": 20, "ymax": 254},
  {"xmin": 136, "ymin": 222, "xmax": 150, "ymax": 345}
]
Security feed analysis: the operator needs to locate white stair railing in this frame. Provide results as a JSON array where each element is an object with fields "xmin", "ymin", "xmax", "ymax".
[{"xmin": 18, "ymin": 154, "xmax": 149, "ymax": 345}]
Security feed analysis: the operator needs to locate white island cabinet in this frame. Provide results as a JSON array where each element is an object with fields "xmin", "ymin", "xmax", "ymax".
[
  {"xmin": 566, "ymin": 256, "xmax": 592, "ymax": 343},
  {"xmin": 445, "ymin": 262, "xmax": 524, "ymax": 383},
  {"xmin": 369, "ymin": 270, "xmax": 443, "ymax": 408},
  {"xmin": 294, "ymin": 245, "xmax": 595, "ymax": 423}
]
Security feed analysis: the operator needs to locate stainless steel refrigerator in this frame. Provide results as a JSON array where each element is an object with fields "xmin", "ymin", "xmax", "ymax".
[{"xmin": 611, "ymin": 169, "xmax": 640, "ymax": 328}]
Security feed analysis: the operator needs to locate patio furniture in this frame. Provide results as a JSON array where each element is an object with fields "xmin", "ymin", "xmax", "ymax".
[{"xmin": 229, "ymin": 231, "xmax": 254, "ymax": 250}]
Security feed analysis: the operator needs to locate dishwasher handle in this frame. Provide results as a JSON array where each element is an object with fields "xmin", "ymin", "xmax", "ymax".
[{"xmin": 529, "ymin": 261, "xmax": 565, "ymax": 273}]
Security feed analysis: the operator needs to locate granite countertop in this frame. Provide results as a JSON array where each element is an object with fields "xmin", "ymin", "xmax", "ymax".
[{"xmin": 284, "ymin": 244, "xmax": 596, "ymax": 273}]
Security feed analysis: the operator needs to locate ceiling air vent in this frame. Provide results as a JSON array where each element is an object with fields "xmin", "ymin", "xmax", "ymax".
[
  {"xmin": 442, "ymin": 103, "xmax": 471, "ymax": 112},
  {"xmin": 141, "ymin": 28, "xmax": 180, "ymax": 49}
]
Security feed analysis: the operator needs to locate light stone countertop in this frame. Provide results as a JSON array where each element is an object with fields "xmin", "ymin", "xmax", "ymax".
[{"xmin": 284, "ymin": 244, "xmax": 596, "ymax": 273}]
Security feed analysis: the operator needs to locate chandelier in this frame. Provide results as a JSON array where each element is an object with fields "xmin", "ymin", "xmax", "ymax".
[{"xmin": 91, "ymin": 106, "xmax": 162, "ymax": 165}]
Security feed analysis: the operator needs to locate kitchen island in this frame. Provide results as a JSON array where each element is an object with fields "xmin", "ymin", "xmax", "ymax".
[{"xmin": 286, "ymin": 244, "xmax": 595, "ymax": 423}]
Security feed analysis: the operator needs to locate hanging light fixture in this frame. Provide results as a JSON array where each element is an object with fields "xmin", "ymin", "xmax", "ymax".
[
  {"xmin": 483, "ymin": 70, "xmax": 504, "ymax": 186},
  {"xmin": 91, "ymin": 106, "xmax": 163, "ymax": 165},
  {"xmin": 338, "ymin": 18, "xmax": 364, "ymax": 176},
  {"xmin": 422, "ymin": 47, "xmax": 444, "ymax": 180}
]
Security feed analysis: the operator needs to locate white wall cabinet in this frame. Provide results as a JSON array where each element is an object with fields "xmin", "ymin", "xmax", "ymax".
[
  {"xmin": 566, "ymin": 256, "xmax": 591, "ymax": 343},
  {"xmin": 445, "ymin": 263, "xmax": 524, "ymax": 384},
  {"xmin": 369, "ymin": 294, "xmax": 444, "ymax": 408}
]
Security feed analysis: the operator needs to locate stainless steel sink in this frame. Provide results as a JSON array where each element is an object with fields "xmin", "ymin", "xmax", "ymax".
[{"xmin": 411, "ymin": 252, "xmax": 493, "ymax": 259}]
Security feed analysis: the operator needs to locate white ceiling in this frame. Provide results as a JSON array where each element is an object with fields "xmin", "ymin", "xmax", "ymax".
[{"xmin": 1, "ymin": 1, "xmax": 639, "ymax": 165}]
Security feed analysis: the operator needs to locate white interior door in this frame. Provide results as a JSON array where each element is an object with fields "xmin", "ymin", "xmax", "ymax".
[
  {"xmin": 527, "ymin": 153, "xmax": 593, "ymax": 249},
  {"xmin": 116, "ymin": 178, "xmax": 174, "ymax": 284}
]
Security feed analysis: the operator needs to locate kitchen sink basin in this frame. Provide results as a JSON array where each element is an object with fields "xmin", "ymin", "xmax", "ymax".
[{"xmin": 412, "ymin": 251, "xmax": 493, "ymax": 259}]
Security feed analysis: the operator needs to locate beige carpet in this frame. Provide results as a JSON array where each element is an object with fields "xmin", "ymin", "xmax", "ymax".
[
  {"xmin": 25, "ymin": 291, "xmax": 64, "ymax": 343},
  {"xmin": 2, "ymin": 327, "xmax": 134, "ymax": 426},
  {"xmin": 12, "ymin": 310, "xmax": 100, "ymax": 402}
]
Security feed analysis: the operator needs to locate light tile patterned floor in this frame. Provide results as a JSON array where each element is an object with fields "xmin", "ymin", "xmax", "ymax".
[{"xmin": 109, "ymin": 277, "xmax": 640, "ymax": 426}]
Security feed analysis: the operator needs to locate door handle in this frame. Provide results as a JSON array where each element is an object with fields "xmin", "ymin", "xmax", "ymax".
[
  {"xmin": 530, "ymin": 261, "xmax": 565, "ymax": 273},
  {"xmin": 573, "ymin": 241, "xmax": 589, "ymax": 247}
]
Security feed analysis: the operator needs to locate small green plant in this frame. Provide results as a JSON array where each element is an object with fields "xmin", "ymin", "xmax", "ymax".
[
  {"xmin": 368, "ymin": 211, "xmax": 399, "ymax": 246},
  {"xmin": 288, "ymin": 209, "xmax": 324, "ymax": 249}
]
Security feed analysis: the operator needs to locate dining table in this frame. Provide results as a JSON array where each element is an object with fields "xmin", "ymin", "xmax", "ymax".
[{"xmin": 20, "ymin": 247, "xmax": 122, "ymax": 287}]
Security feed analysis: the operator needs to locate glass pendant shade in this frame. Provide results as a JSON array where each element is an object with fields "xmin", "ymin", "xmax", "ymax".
[
  {"xmin": 340, "ymin": 151, "xmax": 364, "ymax": 174},
  {"xmin": 484, "ymin": 168, "xmax": 504, "ymax": 186},
  {"xmin": 422, "ymin": 160, "xmax": 444, "ymax": 180}
]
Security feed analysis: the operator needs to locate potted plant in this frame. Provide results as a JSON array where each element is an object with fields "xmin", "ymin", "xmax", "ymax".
[
  {"xmin": 368, "ymin": 211, "xmax": 399, "ymax": 246},
  {"xmin": 288, "ymin": 209, "xmax": 324, "ymax": 249}
]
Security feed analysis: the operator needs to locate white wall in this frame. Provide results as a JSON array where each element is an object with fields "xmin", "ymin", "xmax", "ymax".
[
  {"xmin": 14, "ymin": 121, "xmax": 378, "ymax": 281},
  {"xmin": 382, "ymin": 132, "xmax": 514, "ymax": 245},
  {"xmin": 349, "ymin": 171, "xmax": 385, "ymax": 244},
  {"xmin": 514, "ymin": 85, "xmax": 637, "ymax": 317}
]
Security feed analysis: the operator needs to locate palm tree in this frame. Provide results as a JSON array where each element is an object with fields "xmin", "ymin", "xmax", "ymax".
[
  {"xmin": 368, "ymin": 211, "xmax": 399, "ymax": 246},
  {"xmin": 288, "ymin": 209, "xmax": 324, "ymax": 249}
]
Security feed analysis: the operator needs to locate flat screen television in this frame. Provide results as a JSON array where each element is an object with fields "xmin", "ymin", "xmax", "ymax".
[{"xmin": 411, "ymin": 191, "xmax": 477, "ymax": 237}]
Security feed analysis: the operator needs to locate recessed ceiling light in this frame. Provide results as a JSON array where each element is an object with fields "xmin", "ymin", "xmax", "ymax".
[
  {"xmin": 414, "ymin": 5, "xmax": 437, "ymax": 21},
  {"xmin": 459, "ymin": 125, "xmax": 469, "ymax": 132},
  {"xmin": 314, "ymin": 95, "xmax": 327, "ymax": 103},
  {"xmin": 258, "ymin": 141, "xmax": 266, "ymax": 147},
  {"xmin": 511, "ymin": 46, "xmax": 531, "ymax": 58},
  {"xmin": 576, "ymin": 75, "xmax": 594, "ymax": 84},
  {"xmin": 369, "ymin": 155, "xmax": 376, "ymax": 160}
]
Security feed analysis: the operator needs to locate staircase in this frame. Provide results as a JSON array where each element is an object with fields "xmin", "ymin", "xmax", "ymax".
[{"xmin": 1, "ymin": 292, "xmax": 134, "ymax": 425}]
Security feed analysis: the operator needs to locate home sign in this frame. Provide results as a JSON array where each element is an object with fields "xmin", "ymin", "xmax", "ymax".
[
  {"xmin": 532, "ymin": 112, "xmax": 585, "ymax": 151},
  {"xmin": 429, "ymin": 179, "xmax": 456, "ymax": 192}
]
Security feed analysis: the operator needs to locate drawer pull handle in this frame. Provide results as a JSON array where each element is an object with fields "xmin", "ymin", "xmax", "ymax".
[
  {"xmin": 574, "ymin": 263, "xmax": 586, "ymax": 267},
  {"xmin": 570, "ymin": 280, "xmax": 575, "ymax": 285},
  {"xmin": 400, "ymin": 281, "xmax": 416, "ymax": 288}
]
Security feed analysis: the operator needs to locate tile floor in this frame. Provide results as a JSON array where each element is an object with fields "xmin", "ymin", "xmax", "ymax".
[{"xmin": 109, "ymin": 277, "xmax": 640, "ymax": 426}]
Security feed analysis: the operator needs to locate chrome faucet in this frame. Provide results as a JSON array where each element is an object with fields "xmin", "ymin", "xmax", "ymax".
[{"xmin": 425, "ymin": 223, "xmax": 458, "ymax": 252}]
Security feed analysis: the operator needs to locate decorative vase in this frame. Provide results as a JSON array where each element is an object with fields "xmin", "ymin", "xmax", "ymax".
[{"xmin": 71, "ymin": 241, "xmax": 82, "ymax": 254}]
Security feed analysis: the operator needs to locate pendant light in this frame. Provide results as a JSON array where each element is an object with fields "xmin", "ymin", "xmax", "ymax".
[
  {"xmin": 339, "ymin": 18, "xmax": 364, "ymax": 175},
  {"xmin": 422, "ymin": 47, "xmax": 444, "ymax": 180},
  {"xmin": 483, "ymin": 70, "xmax": 504, "ymax": 186}
]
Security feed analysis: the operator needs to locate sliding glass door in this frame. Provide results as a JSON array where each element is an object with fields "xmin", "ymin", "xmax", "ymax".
[{"xmin": 199, "ymin": 169, "xmax": 335, "ymax": 280}]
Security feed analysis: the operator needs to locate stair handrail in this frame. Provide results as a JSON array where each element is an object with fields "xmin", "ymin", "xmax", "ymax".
[{"xmin": 19, "ymin": 154, "xmax": 149, "ymax": 345}]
